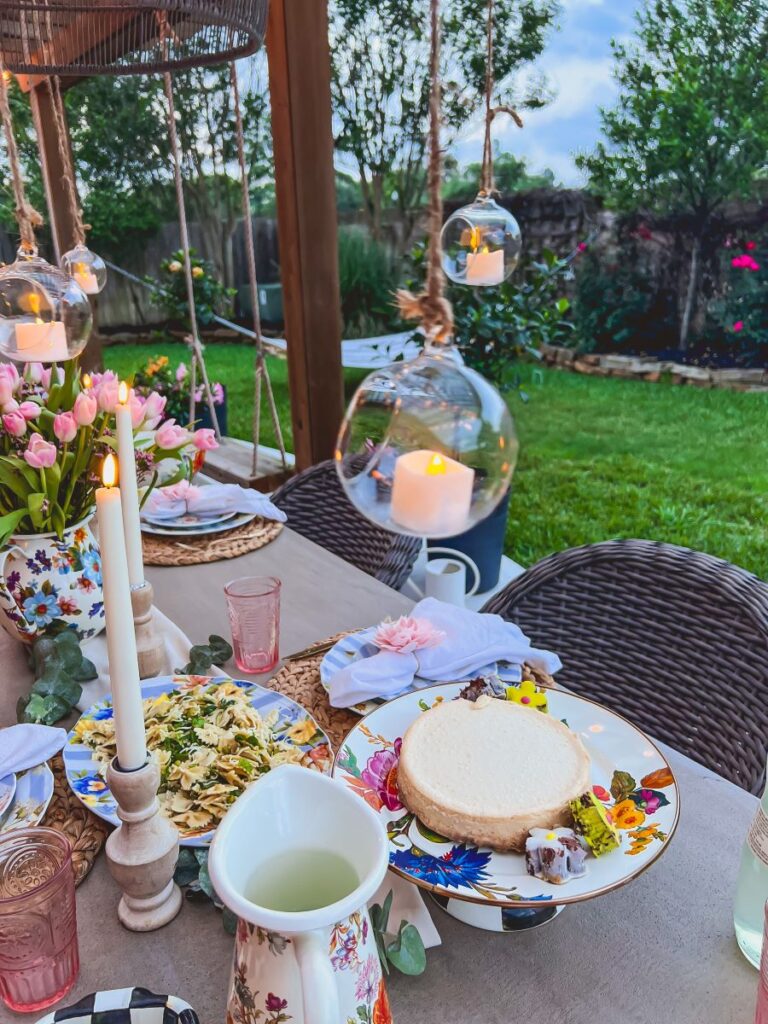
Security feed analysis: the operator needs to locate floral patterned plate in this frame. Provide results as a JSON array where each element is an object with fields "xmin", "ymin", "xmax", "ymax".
[
  {"xmin": 0, "ymin": 763, "xmax": 54, "ymax": 833},
  {"xmin": 139, "ymin": 511, "xmax": 256, "ymax": 538},
  {"xmin": 64, "ymin": 675, "xmax": 332, "ymax": 846},
  {"xmin": 319, "ymin": 629, "xmax": 524, "ymax": 716},
  {"xmin": 0, "ymin": 774, "xmax": 15, "ymax": 819},
  {"xmin": 333, "ymin": 683, "xmax": 679, "ymax": 911}
]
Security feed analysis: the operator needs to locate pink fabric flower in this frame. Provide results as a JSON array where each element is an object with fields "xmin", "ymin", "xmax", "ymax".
[
  {"xmin": 2, "ymin": 410, "xmax": 26, "ymax": 437},
  {"xmin": 141, "ymin": 392, "xmax": 166, "ymax": 429},
  {"xmin": 73, "ymin": 390, "xmax": 97, "ymax": 426},
  {"xmin": 158, "ymin": 479, "xmax": 200, "ymax": 502},
  {"xmin": 0, "ymin": 364, "xmax": 19, "ymax": 406},
  {"xmin": 23, "ymin": 433, "xmax": 57, "ymax": 469},
  {"xmin": 373, "ymin": 615, "xmax": 446, "ymax": 654},
  {"xmin": 155, "ymin": 418, "xmax": 189, "ymax": 449},
  {"xmin": 733, "ymin": 320, "xmax": 745, "ymax": 333},
  {"xmin": 53, "ymin": 411, "xmax": 77, "ymax": 443},
  {"xmin": 192, "ymin": 428, "xmax": 218, "ymax": 451},
  {"xmin": 18, "ymin": 401, "xmax": 41, "ymax": 421}
]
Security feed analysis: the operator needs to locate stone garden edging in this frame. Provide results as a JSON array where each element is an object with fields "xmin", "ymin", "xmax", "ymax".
[{"xmin": 539, "ymin": 345, "xmax": 768, "ymax": 392}]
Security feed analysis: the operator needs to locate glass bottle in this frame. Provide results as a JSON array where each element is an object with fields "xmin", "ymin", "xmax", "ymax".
[
  {"xmin": 735, "ymin": 764, "xmax": 768, "ymax": 967},
  {"xmin": 755, "ymin": 903, "xmax": 768, "ymax": 1023}
]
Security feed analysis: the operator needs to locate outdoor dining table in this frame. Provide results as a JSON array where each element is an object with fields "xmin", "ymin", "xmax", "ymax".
[{"xmin": 0, "ymin": 526, "xmax": 759, "ymax": 1023}]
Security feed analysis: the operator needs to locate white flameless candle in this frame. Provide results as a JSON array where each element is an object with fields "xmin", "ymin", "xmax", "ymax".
[
  {"xmin": 15, "ymin": 292, "xmax": 68, "ymax": 361},
  {"xmin": 391, "ymin": 449, "xmax": 475, "ymax": 535},
  {"xmin": 74, "ymin": 267, "xmax": 99, "ymax": 295},
  {"xmin": 115, "ymin": 381, "xmax": 145, "ymax": 588},
  {"xmin": 96, "ymin": 454, "xmax": 147, "ymax": 772},
  {"xmin": 465, "ymin": 248, "xmax": 504, "ymax": 286}
]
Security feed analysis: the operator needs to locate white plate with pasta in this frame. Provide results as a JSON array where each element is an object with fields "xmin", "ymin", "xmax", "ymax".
[{"xmin": 64, "ymin": 675, "xmax": 332, "ymax": 846}]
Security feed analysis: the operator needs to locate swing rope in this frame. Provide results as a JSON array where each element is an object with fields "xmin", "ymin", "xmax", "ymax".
[
  {"xmin": 229, "ymin": 61, "xmax": 287, "ymax": 477},
  {"xmin": 0, "ymin": 67, "xmax": 43, "ymax": 252}
]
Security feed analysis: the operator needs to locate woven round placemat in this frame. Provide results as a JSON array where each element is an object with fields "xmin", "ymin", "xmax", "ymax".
[
  {"xmin": 43, "ymin": 754, "xmax": 111, "ymax": 886},
  {"xmin": 266, "ymin": 638, "xmax": 557, "ymax": 753},
  {"xmin": 142, "ymin": 518, "xmax": 283, "ymax": 566}
]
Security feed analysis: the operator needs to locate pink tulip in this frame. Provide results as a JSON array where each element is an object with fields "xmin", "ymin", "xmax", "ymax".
[
  {"xmin": 155, "ymin": 418, "xmax": 189, "ymax": 449},
  {"xmin": 2, "ymin": 410, "xmax": 26, "ymax": 437},
  {"xmin": 18, "ymin": 401, "xmax": 41, "ymax": 421},
  {"xmin": 175, "ymin": 362, "xmax": 188, "ymax": 382},
  {"xmin": 733, "ymin": 321, "xmax": 745, "ymax": 332},
  {"xmin": 53, "ymin": 411, "xmax": 77, "ymax": 443},
  {"xmin": 142, "ymin": 392, "xmax": 167, "ymax": 429},
  {"xmin": 24, "ymin": 362, "xmax": 43, "ymax": 384},
  {"xmin": 23, "ymin": 433, "xmax": 57, "ymax": 469},
  {"xmin": 192, "ymin": 428, "xmax": 218, "ymax": 451},
  {"xmin": 96, "ymin": 377, "xmax": 120, "ymax": 413},
  {"xmin": 0, "ymin": 364, "xmax": 19, "ymax": 406},
  {"xmin": 73, "ymin": 390, "xmax": 97, "ymax": 426}
]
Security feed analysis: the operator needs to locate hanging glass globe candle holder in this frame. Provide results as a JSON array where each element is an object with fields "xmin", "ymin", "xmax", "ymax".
[
  {"xmin": 335, "ymin": 343, "xmax": 517, "ymax": 538},
  {"xmin": 0, "ymin": 247, "xmax": 92, "ymax": 363},
  {"xmin": 441, "ymin": 192, "xmax": 522, "ymax": 287},
  {"xmin": 60, "ymin": 243, "xmax": 107, "ymax": 295}
]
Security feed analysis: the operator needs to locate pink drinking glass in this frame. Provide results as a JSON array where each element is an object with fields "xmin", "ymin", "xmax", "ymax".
[
  {"xmin": 225, "ymin": 576, "xmax": 281, "ymax": 673},
  {"xmin": 0, "ymin": 827, "xmax": 79, "ymax": 1013}
]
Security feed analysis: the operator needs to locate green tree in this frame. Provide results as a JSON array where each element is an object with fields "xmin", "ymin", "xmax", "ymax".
[
  {"xmin": 578, "ymin": 0, "xmax": 768, "ymax": 350},
  {"xmin": 330, "ymin": 0, "xmax": 558, "ymax": 244},
  {"xmin": 443, "ymin": 149, "xmax": 556, "ymax": 202}
]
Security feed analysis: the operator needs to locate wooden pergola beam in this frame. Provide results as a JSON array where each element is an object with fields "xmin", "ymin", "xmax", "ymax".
[{"xmin": 267, "ymin": 0, "xmax": 344, "ymax": 470}]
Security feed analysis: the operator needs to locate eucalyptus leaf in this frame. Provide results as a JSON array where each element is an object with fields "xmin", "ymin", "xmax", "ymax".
[
  {"xmin": 178, "ymin": 634, "xmax": 233, "ymax": 675},
  {"xmin": 385, "ymin": 922, "xmax": 426, "ymax": 976}
]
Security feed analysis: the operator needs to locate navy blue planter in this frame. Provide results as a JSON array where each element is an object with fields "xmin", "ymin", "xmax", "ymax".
[
  {"xmin": 428, "ymin": 488, "xmax": 511, "ymax": 594},
  {"xmin": 194, "ymin": 385, "xmax": 227, "ymax": 435}
]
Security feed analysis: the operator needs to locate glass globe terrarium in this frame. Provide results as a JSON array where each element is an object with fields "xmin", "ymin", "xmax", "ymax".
[
  {"xmin": 441, "ymin": 192, "xmax": 522, "ymax": 286},
  {"xmin": 335, "ymin": 344, "xmax": 517, "ymax": 538},
  {"xmin": 0, "ymin": 247, "xmax": 92, "ymax": 363},
  {"xmin": 61, "ymin": 243, "xmax": 107, "ymax": 295}
]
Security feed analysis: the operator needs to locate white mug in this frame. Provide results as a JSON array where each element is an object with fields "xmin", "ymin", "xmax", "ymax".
[
  {"xmin": 208, "ymin": 765, "xmax": 392, "ymax": 1024},
  {"xmin": 424, "ymin": 549, "xmax": 481, "ymax": 606}
]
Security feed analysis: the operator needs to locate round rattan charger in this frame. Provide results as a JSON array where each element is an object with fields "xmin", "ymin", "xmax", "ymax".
[
  {"xmin": 267, "ymin": 636, "xmax": 556, "ymax": 752},
  {"xmin": 142, "ymin": 518, "xmax": 283, "ymax": 567},
  {"xmin": 42, "ymin": 753, "xmax": 110, "ymax": 886}
]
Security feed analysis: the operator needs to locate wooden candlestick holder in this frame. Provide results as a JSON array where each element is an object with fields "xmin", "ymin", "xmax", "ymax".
[
  {"xmin": 131, "ymin": 580, "xmax": 166, "ymax": 678},
  {"xmin": 105, "ymin": 757, "xmax": 182, "ymax": 931}
]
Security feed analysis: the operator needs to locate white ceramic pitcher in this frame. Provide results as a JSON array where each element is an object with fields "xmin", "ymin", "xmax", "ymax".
[{"xmin": 209, "ymin": 765, "xmax": 392, "ymax": 1024}]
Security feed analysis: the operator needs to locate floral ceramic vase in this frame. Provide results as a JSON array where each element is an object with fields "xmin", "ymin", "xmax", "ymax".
[{"xmin": 0, "ymin": 514, "xmax": 105, "ymax": 643}]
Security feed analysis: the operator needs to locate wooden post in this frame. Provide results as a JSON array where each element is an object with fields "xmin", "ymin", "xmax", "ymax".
[
  {"xmin": 28, "ymin": 79, "xmax": 103, "ymax": 371},
  {"xmin": 267, "ymin": 0, "xmax": 344, "ymax": 470}
]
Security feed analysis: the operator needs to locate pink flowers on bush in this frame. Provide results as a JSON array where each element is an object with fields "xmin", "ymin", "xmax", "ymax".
[
  {"xmin": 373, "ymin": 615, "xmax": 446, "ymax": 654},
  {"xmin": 23, "ymin": 433, "xmax": 57, "ymax": 469},
  {"xmin": 733, "ymin": 320, "xmax": 745, "ymax": 333},
  {"xmin": 731, "ymin": 254, "xmax": 760, "ymax": 271}
]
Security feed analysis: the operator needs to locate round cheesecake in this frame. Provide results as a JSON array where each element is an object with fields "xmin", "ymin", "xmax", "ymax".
[{"xmin": 397, "ymin": 695, "xmax": 591, "ymax": 851}]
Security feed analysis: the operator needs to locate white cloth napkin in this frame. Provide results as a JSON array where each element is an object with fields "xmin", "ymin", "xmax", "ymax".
[
  {"xmin": 76, "ymin": 607, "xmax": 227, "ymax": 710},
  {"xmin": 0, "ymin": 724, "xmax": 67, "ymax": 776},
  {"xmin": 329, "ymin": 596, "xmax": 562, "ymax": 708},
  {"xmin": 142, "ymin": 480, "xmax": 286, "ymax": 524}
]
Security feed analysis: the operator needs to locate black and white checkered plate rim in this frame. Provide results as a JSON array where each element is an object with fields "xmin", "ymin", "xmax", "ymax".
[{"xmin": 35, "ymin": 987, "xmax": 199, "ymax": 1024}]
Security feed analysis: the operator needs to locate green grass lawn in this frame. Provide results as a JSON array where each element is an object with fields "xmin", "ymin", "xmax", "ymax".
[{"xmin": 104, "ymin": 342, "xmax": 768, "ymax": 578}]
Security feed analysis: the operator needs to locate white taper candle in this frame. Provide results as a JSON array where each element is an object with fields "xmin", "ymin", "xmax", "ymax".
[
  {"xmin": 96, "ymin": 454, "xmax": 147, "ymax": 772},
  {"xmin": 116, "ymin": 381, "xmax": 145, "ymax": 588}
]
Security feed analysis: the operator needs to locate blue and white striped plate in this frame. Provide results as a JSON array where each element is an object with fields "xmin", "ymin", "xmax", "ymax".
[
  {"xmin": 0, "ymin": 763, "xmax": 54, "ymax": 833},
  {"xmin": 319, "ymin": 628, "xmax": 524, "ymax": 716},
  {"xmin": 0, "ymin": 773, "xmax": 15, "ymax": 818},
  {"xmin": 64, "ymin": 674, "xmax": 331, "ymax": 846}
]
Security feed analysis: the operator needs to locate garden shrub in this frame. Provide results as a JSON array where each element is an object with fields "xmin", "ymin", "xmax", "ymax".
[
  {"xmin": 708, "ymin": 235, "xmax": 768, "ymax": 366},
  {"xmin": 337, "ymin": 228, "xmax": 402, "ymax": 338}
]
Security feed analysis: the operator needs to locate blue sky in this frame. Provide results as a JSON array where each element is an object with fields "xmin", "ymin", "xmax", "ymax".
[{"xmin": 453, "ymin": 0, "xmax": 639, "ymax": 186}]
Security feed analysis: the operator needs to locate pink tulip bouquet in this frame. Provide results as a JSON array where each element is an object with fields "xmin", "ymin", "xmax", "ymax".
[{"xmin": 0, "ymin": 359, "xmax": 215, "ymax": 546}]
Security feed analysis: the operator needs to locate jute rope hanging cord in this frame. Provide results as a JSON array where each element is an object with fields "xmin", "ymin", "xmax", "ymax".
[
  {"xmin": 157, "ymin": 12, "xmax": 222, "ymax": 439},
  {"xmin": 228, "ymin": 62, "xmax": 287, "ymax": 476},
  {"xmin": 395, "ymin": 0, "xmax": 454, "ymax": 342},
  {"xmin": 479, "ymin": 0, "xmax": 523, "ymax": 195},
  {"xmin": 49, "ymin": 76, "xmax": 86, "ymax": 248},
  {"xmin": 0, "ymin": 67, "xmax": 43, "ymax": 251}
]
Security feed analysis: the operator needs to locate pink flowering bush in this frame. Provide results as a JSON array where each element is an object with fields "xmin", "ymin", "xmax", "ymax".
[
  {"xmin": 0, "ymin": 359, "xmax": 208, "ymax": 544},
  {"xmin": 712, "ymin": 236, "xmax": 768, "ymax": 362}
]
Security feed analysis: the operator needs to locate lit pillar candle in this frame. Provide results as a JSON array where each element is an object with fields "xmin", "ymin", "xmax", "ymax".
[
  {"xmin": 96, "ymin": 454, "xmax": 146, "ymax": 772},
  {"xmin": 465, "ymin": 247, "xmax": 504, "ymax": 286},
  {"xmin": 73, "ymin": 263, "xmax": 99, "ymax": 295},
  {"xmin": 116, "ymin": 380, "xmax": 145, "ymax": 588},
  {"xmin": 390, "ymin": 450, "xmax": 475, "ymax": 535},
  {"xmin": 15, "ymin": 294, "xmax": 69, "ymax": 362}
]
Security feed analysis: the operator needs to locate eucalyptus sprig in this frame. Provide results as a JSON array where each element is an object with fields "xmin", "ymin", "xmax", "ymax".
[
  {"xmin": 177, "ymin": 634, "xmax": 233, "ymax": 675},
  {"xmin": 18, "ymin": 631, "xmax": 98, "ymax": 724},
  {"xmin": 370, "ymin": 889, "xmax": 427, "ymax": 976}
]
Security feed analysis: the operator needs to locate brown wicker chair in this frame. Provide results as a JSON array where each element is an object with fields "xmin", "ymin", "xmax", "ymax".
[
  {"xmin": 482, "ymin": 539, "xmax": 768, "ymax": 794},
  {"xmin": 272, "ymin": 460, "xmax": 421, "ymax": 591}
]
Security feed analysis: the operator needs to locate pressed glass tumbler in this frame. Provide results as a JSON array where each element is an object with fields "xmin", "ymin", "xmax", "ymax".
[
  {"xmin": 225, "ymin": 576, "xmax": 281, "ymax": 673},
  {"xmin": 0, "ymin": 828, "xmax": 79, "ymax": 1013}
]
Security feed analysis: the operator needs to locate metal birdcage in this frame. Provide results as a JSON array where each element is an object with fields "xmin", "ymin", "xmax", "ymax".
[{"xmin": 0, "ymin": 0, "xmax": 268, "ymax": 75}]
